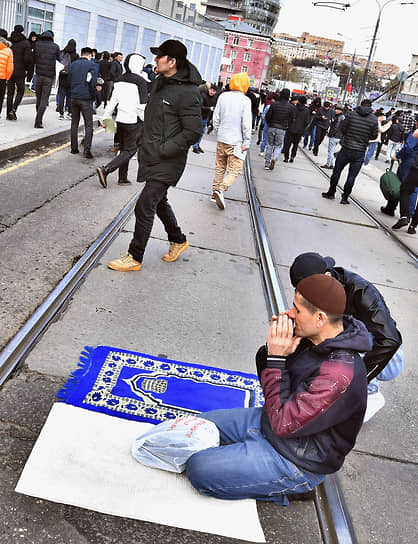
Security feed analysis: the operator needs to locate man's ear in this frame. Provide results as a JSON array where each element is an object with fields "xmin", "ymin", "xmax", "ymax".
[{"xmin": 316, "ymin": 311, "xmax": 327, "ymax": 328}]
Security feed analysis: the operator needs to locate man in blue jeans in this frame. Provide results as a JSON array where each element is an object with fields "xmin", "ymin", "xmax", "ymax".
[
  {"xmin": 322, "ymin": 99, "xmax": 378, "ymax": 204},
  {"xmin": 187, "ymin": 275, "xmax": 370, "ymax": 504}
]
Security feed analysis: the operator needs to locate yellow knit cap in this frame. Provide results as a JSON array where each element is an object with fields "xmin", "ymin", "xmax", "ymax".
[{"xmin": 229, "ymin": 72, "xmax": 250, "ymax": 94}]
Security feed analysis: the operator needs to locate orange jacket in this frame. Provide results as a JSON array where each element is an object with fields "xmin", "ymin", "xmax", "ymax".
[{"xmin": 0, "ymin": 39, "xmax": 14, "ymax": 80}]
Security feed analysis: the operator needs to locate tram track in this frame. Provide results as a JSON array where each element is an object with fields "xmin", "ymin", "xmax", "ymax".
[
  {"xmin": 300, "ymin": 148, "xmax": 418, "ymax": 265},
  {"xmin": 0, "ymin": 146, "xmax": 398, "ymax": 543}
]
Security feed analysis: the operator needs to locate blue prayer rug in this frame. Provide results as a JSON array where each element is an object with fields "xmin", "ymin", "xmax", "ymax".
[{"xmin": 57, "ymin": 346, "xmax": 264, "ymax": 424}]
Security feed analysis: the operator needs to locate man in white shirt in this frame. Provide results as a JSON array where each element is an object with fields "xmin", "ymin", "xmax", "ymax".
[{"xmin": 211, "ymin": 73, "xmax": 252, "ymax": 210}]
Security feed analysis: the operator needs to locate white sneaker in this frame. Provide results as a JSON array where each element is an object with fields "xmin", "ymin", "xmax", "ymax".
[
  {"xmin": 214, "ymin": 189, "xmax": 225, "ymax": 210},
  {"xmin": 363, "ymin": 390, "xmax": 385, "ymax": 422},
  {"xmin": 259, "ymin": 152, "xmax": 264, "ymax": 157}
]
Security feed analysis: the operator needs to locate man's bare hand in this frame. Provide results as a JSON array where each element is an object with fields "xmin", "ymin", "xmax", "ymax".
[
  {"xmin": 267, "ymin": 315, "xmax": 301, "ymax": 357},
  {"xmin": 241, "ymin": 145, "xmax": 249, "ymax": 153}
]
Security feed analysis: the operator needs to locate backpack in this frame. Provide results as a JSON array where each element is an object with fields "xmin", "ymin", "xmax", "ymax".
[{"xmin": 379, "ymin": 164, "xmax": 401, "ymax": 201}]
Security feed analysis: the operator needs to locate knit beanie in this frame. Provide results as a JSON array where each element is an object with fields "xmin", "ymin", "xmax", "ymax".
[{"xmin": 297, "ymin": 274, "xmax": 346, "ymax": 315}]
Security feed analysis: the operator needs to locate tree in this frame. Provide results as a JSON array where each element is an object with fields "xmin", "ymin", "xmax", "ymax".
[{"xmin": 268, "ymin": 53, "xmax": 293, "ymax": 80}]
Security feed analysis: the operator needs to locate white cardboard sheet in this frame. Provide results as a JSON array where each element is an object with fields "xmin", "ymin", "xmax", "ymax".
[{"xmin": 16, "ymin": 403, "xmax": 265, "ymax": 542}]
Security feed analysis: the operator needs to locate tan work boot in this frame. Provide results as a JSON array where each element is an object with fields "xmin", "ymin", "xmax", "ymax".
[
  {"xmin": 162, "ymin": 241, "xmax": 189, "ymax": 262},
  {"xmin": 108, "ymin": 253, "xmax": 142, "ymax": 271}
]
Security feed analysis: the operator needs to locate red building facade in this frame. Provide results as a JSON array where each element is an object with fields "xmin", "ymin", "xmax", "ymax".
[{"xmin": 219, "ymin": 25, "xmax": 272, "ymax": 90}]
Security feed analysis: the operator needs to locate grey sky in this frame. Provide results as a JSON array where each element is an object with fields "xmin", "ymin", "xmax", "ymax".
[{"xmin": 276, "ymin": 0, "xmax": 417, "ymax": 72}]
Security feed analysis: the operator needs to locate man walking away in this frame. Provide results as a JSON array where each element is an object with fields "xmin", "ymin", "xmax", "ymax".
[
  {"xmin": 312, "ymin": 101, "xmax": 334, "ymax": 156},
  {"xmin": 210, "ymin": 72, "xmax": 252, "ymax": 210},
  {"xmin": 399, "ymin": 110, "xmax": 415, "ymax": 142},
  {"xmin": 32, "ymin": 30, "xmax": 60, "ymax": 128},
  {"xmin": 322, "ymin": 104, "xmax": 344, "ymax": 169},
  {"xmin": 322, "ymin": 99, "xmax": 378, "ymax": 204},
  {"xmin": 107, "ymin": 40, "xmax": 201, "ymax": 272},
  {"xmin": 68, "ymin": 47, "xmax": 97, "ymax": 159},
  {"xmin": 97, "ymin": 53, "xmax": 148, "ymax": 187},
  {"xmin": 6, "ymin": 25, "xmax": 32, "ymax": 121},
  {"xmin": 57, "ymin": 39, "xmax": 78, "ymax": 119},
  {"xmin": 385, "ymin": 116, "xmax": 404, "ymax": 163},
  {"xmin": 193, "ymin": 83, "xmax": 218, "ymax": 154},
  {"xmin": 0, "ymin": 29, "xmax": 14, "ymax": 119},
  {"xmin": 264, "ymin": 88, "xmax": 295, "ymax": 171},
  {"xmin": 99, "ymin": 51, "xmax": 112, "ymax": 106},
  {"xmin": 363, "ymin": 112, "xmax": 391, "ymax": 166},
  {"xmin": 283, "ymin": 95, "xmax": 310, "ymax": 163}
]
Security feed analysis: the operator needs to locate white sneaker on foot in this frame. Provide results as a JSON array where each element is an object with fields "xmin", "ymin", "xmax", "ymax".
[
  {"xmin": 363, "ymin": 390, "xmax": 385, "ymax": 422},
  {"xmin": 213, "ymin": 189, "xmax": 225, "ymax": 210}
]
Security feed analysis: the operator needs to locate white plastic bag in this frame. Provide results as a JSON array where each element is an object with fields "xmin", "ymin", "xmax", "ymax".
[{"xmin": 132, "ymin": 416, "xmax": 220, "ymax": 473}]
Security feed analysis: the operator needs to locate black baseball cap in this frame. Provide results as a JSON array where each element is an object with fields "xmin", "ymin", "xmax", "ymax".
[
  {"xmin": 150, "ymin": 39, "xmax": 187, "ymax": 61},
  {"xmin": 289, "ymin": 252, "xmax": 336, "ymax": 288}
]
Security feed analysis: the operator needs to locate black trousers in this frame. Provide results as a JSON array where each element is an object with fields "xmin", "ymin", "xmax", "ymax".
[
  {"xmin": 399, "ymin": 167, "xmax": 418, "ymax": 226},
  {"xmin": 70, "ymin": 98, "xmax": 93, "ymax": 153},
  {"xmin": 103, "ymin": 80, "xmax": 114, "ymax": 106},
  {"xmin": 35, "ymin": 74, "xmax": 54, "ymax": 125},
  {"xmin": 0, "ymin": 79, "xmax": 7, "ymax": 114},
  {"xmin": 105, "ymin": 121, "xmax": 139, "ymax": 181},
  {"xmin": 313, "ymin": 126, "xmax": 328, "ymax": 153},
  {"xmin": 128, "ymin": 180, "xmax": 186, "ymax": 263},
  {"xmin": 284, "ymin": 132, "xmax": 302, "ymax": 159},
  {"xmin": 6, "ymin": 75, "xmax": 26, "ymax": 113}
]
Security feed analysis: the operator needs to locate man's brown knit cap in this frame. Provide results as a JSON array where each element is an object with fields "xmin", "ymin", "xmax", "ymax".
[{"xmin": 297, "ymin": 274, "xmax": 346, "ymax": 315}]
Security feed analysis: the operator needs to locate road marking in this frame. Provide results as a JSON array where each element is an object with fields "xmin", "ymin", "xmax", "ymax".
[{"xmin": 0, "ymin": 128, "xmax": 104, "ymax": 177}]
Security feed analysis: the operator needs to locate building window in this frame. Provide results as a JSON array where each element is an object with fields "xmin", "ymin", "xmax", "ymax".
[
  {"xmin": 190, "ymin": 2, "xmax": 196, "ymax": 9},
  {"xmin": 225, "ymin": 77, "xmax": 231, "ymax": 84},
  {"xmin": 243, "ymin": 52, "xmax": 251, "ymax": 62},
  {"xmin": 175, "ymin": 14, "xmax": 182, "ymax": 20},
  {"xmin": 233, "ymin": 37, "xmax": 240, "ymax": 45},
  {"xmin": 176, "ymin": 1, "xmax": 184, "ymax": 6},
  {"xmin": 28, "ymin": 0, "xmax": 54, "ymax": 33},
  {"xmin": 227, "ymin": 63, "xmax": 235, "ymax": 73},
  {"xmin": 224, "ymin": 35, "xmax": 229, "ymax": 43},
  {"xmin": 187, "ymin": 15, "xmax": 194, "ymax": 23},
  {"xmin": 247, "ymin": 39, "xmax": 253, "ymax": 48},
  {"xmin": 241, "ymin": 66, "xmax": 248, "ymax": 73},
  {"xmin": 231, "ymin": 50, "xmax": 237, "ymax": 60}
]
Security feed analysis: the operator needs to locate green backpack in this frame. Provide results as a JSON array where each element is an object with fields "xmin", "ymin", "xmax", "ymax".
[{"xmin": 379, "ymin": 164, "xmax": 401, "ymax": 201}]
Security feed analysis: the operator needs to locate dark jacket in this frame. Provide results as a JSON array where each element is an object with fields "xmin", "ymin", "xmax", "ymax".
[
  {"xmin": 340, "ymin": 106, "xmax": 378, "ymax": 152},
  {"xmin": 314, "ymin": 106, "xmax": 335, "ymax": 130},
  {"xmin": 33, "ymin": 30, "xmax": 60, "ymax": 78},
  {"xmin": 258, "ymin": 315, "xmax": 370, "ymax": 474},
  {"xmin": 396, "ymin": 131, "xmax": 418, "ymax": 181},
  {"xmin": 9, "ymin": 31, "xmax": 33, "ymax": 79},
  {"xmin": 288, "ymin": 102, "xmax": 310, "ymax": 135},
  {"xmin": 199, "ymin": 88, "xmax": 218, "ymax": 120},
  {"xmin": 246, "ymin": 90, "xmax": 260, "ymax": 115},
  {"xmin": 68, "ymin": 57, "xmax": 97, "ymax": 100},
  {"xmin": 331, "ymin": 267, "xmax": 402, "ymax": 381},
  {"xmin": 109, "ymin": 59, "xmax": 123, "ymax": 82},
  {"xmin": 99, "ymin": 59, "xmax": 112, "ymax": 81},
  {"xmin": 387, "ymin": 121, "xmax": 404, "ymax": 143},
  {"xmin": 140, "ymin": 60, "xmax": 202, "ymax": 186},
  {"xmin": 265, "ymin": 99, "xmax": 296, "ymax": 130},
  {"xmin": 328, "ymin": 112, "xmax": 345, "ymax": 139},
  {"xmin": 58, "ymin": 39, "xmax": 78, "ymax": 89}
]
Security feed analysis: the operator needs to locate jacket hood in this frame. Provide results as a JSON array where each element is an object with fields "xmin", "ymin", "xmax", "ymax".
[
  {"xmin": 124, "ymin": 52, "xmax": 148, "ymax": 80},
  {"xmin": 356, "ymin": 105, "xmax": 374, "ymax": 117},
  {"xmin": 312, "ymin": 315, "xmax": 372, "ymax": 354},
  {"xmin": 39, "ymin": 30, "xmax": 54, "ymax": 41},
  {"xmin": 10, "ymin": 31, "xmax": 26, "ymax": 43},
  {"xmin": 0, "ymin": 36, "xmax": 11, "ymax": 48},
  {"xmin": 229, "ymin": 72, "xmax": 250, "ymax": 93},
  {"xmin": 169, "ymin": 59, "xmax": 202, "ymax": 85}
]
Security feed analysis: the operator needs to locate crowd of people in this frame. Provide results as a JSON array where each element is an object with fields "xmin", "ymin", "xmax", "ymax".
[{"xmin": 0, "ymin": 25, "xmax": 411, "ymax": 507}]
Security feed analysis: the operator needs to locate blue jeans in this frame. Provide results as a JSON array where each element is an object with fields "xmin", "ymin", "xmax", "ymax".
[
  {"xmin": 328, "ymin": 147, "xmax": 365, "ymax": 197},
  {"xmin": 186, "ymin": 407, "xmax": 325, "ymax": 506},
  {"xmin": 364, "ymin": 142, "xmax": 378, "ymax": 166},
  {"xmin": 303, "ymin": 124, "xmax": 316, "ymax": 149},
  {"xmin": 367, "ymin": 346, "xmax": 405, "ymax": 393},
  {"xmin": 265, "ymin": 127, "xmax": 286, "ymax": 166},
  {"xmin": 260, "ymin": 122, "xmax": 269, "ymax": 152},
  {"xmin": 193, "ymin": 117, "xmax": 208, "ymax": 150},
  {"xmin": 327, "ymin": 137, "xmax": 340, "ymax": 167}
]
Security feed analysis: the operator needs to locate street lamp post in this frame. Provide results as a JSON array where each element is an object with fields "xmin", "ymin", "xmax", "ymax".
[{"xmin": 356, "ymin": 0, "xmax": 414, "ymax": 106}]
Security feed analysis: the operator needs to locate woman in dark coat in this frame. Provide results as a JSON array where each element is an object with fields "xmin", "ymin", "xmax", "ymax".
[{"xmin": 57, "ymin": 39, "xmax": 78, "ymax": 118}]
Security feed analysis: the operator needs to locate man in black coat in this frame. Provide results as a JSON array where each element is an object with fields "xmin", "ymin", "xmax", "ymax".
[
  {"xmin": 32, "ymin": 30, "xmax": 60, "ymax": 128},
  {"xmin": 312, "ymin": 101, "xmax": 335, "ymax": 156},
  {"xmin": 264, "ymin": 88, "xmax": 295, "ymax": 171},
  {"xmin": 283, "ymin": 95, "xmax": 310, "ymax": 163},
  {"xmin": 289, "ymin": 252, "xmax": 403, "ymax": 422},
  {"xmin": 108, "ymin": 40, "xmax": 202, "ymax": 272},
  {"xmin": 6, "ymin": 24, "xmax": 32, "ymax": 120},
  {"xmin": 322, "ymin": 99, "xmax": 378, "ymax": 204}
]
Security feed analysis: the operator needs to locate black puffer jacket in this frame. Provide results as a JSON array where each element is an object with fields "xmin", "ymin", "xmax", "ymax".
[
  {"xmin": 387, "ymin": 121, "xmax": 404, "ymax": 143},
  {"xmin": 328, "ymin": 112, "xmax": 345, "ymax": 139},
  {"xmin": 109, "ymin": 59, "xmax": 123, "ymax": 82},
  {"xmin": 331, "ymin": 267, "xmax": 402, "ymax": 381},
  {"xmin": 315, "ymin": 105, "xmax": 335, "ymax": 130},
  {"xmin": 288, "ymin": 102, "xmax": 310, "ymax": 135},
  {"xmin": 340, "ymin": 105, "xmax": 378, "ymax": 152},
  {"xmin": 9, "ymin": 30, "xmax": 33, "ymax": 78},
  {"xmin": 33, "ymin": 31, "xmax": 60, "ymax": 77},
  {"xmin": 140, "ymin": 60, "xmax": 202, "ymax": 186},
  {"xmin": 265, "ymin": 99, "xmax": 296, "ymax": 130}
]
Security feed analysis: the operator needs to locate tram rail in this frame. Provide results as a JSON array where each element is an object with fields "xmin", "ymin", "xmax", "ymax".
[{"xmin": 0, "ymin": 145, "xmax": 408, "ymax": 542}]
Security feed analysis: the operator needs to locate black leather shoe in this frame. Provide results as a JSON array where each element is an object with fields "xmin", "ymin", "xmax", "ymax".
[
  {"xmin": 84, "ymin": 150, "xmax": 94, "ymax": 159},
  {"xmin": 289, "ymin": 157, "xmax": 294, "ymax": 163},
  {"xmin": 34, "ymin": 123, "xmax": 44, "ymax": 128},
  {"xmin": 192, "ymin": 148, "xmax": 199, "ymax": 154},
  {"xmin": 392, "ymin": 217, "xmax": 408, "ymax": 230},
  {"xmin": 70, "ymin": 149, "xmax": 79, "ymax": 154},
  {"xmin": 321, "ymin": 192, "xmax": 335, "ymax": 200},
  {"xmin": 380, "ymin": 206, "xmax": 394, "ymax": 217},
  {"xmin": 198, "ymin": 146, "xmax": 204, "ymax": 153},
  {"xmin": 407, "ymin": 225, "xmax": 416, "ymax": 234},
  {"xmin": 97, "ymin": 166, "xmax": 108, "ymax": 188},
  {"xmin": 340, "ymin": 196, "xmax": 350, "ymax": 205}
]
